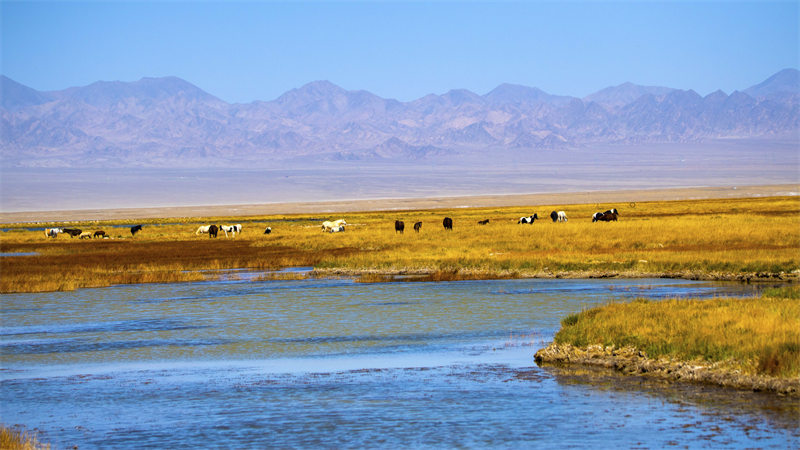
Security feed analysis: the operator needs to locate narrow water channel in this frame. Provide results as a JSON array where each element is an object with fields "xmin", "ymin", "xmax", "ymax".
[{"xmin": 1, "ymin": 277, "xmax": 797, "ymax": 448}]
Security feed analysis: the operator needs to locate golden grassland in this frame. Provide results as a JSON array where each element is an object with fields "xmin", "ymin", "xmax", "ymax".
[
  {"xmin": 0, "ymin": 426, "xmax": 50, "ymax": 450},
  {"xmin": 1, "ymin": 195, "xmax": 798, "ymax": 293},
  {"xmin": 552, "ymin": 286, "xmax": 800, "ymax": 378}
]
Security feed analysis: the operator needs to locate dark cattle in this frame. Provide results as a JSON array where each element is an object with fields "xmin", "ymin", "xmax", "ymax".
[
  {"xmin": 443, "ymin": 217, "xmax": 453, "ymax": 230},
  {"xmin": 395, "ymin": 220, "xmax": 405, "ymax": 234},
  {"xmin": 209, "ymin": 224, "xmax": 219, "ymax": 238},
  {"xmin": 477, "ymin": 219, "xmax": 490, "ymax": 225},
  {"xmin": 62, "ymin": 228, "xmax": 82, "ymax": 238},
  {"xmin": 550, "ymin": 211, "xmax": 558, "ymax": 222},
  {"xmin": 93, "ymin": 230, "xmax": 106, "ymax": 238},
  {"xmin": 413, "ymin": 222, "xmax": 422, "ymax": 233},
  {"xmin": 130, "ymin": 225, "xmax": 143, "ymax": 236},
  {"xmin": 264, "ymin": 227, "xmax": 272, "ymax": 234}
]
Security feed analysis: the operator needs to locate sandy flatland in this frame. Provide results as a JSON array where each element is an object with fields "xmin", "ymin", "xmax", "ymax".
[{"xmin": 1, "ymin": 184, "xmax": 797, "ymax": 223}]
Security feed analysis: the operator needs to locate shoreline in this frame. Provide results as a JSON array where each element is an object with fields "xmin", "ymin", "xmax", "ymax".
[
  {"xmin": 313, "ymin": 267, "xmax": 800, "ymax": 283},
  {"xmin": 2, "ymin": 183, "xmax": 797, "ymax": 223},
  {"xmin": 534, "ymin": 343, "xmax": 800, "ymax": 396}
]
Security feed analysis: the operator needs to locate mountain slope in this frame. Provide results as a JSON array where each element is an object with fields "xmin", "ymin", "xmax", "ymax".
[{"xmin": 1, "ymin": 70, "xmax": 797, "ymax": 168}]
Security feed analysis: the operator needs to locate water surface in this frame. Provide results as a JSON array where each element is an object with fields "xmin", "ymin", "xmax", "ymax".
[{"xmin": 1, "ymin": 277, "xmax": 797, "ymax": 448}]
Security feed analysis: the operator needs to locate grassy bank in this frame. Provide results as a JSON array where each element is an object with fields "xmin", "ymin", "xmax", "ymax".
[
  {"xmin": 1, "ymin": 195, "xmax": 798, "ymax": 293},
  {"xmin": 549, "ymin": 286, "xmax": 800, "ymax": 379}
]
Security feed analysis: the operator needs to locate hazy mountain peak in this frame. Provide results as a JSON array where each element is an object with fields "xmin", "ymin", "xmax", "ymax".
[
  {"xmin": 584, "ymin": 82, "xmax": 676, "ymax": 108},
  {"xmin": 442, "ymin": 88, "xmax": 483, "ymax": 104},
  {"xmin": 484, "ymin": 83, "xmax": 569, "ymax": 105},
  {"xmin": 744, "ymin": 68, "xmax": 800, "ymax": 98},
  {"xmin": 1, "ymin": 75, "xmax": 53, "ymax": 110},
  {"xmin": 59, "ymin": 76, "xmax": 221, "ymax": 107}
]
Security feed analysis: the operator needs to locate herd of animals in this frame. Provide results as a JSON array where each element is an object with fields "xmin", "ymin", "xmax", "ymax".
[
  {"xmin": 43, "ymin": 208, "xmax": 619, "ymax": 239},
  {"xmin": 44, "ymin": 224, "xmax": 143, "ymax": 239}
]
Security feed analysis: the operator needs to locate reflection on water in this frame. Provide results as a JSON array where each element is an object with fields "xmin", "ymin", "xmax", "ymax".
[{"xmin": 1, "ymin": 277, "xmax": 797, "ymax": 448}]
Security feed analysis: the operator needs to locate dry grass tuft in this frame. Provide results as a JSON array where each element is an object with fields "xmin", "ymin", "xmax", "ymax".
[{"xmin": 0, "ymin": 426, "xmax": 50, "ymax": 450}]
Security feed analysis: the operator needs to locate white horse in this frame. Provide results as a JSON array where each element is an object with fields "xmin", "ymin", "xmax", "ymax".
[
  {"xmin": 557, "ymin": 211, "xmax": 568, "ymax": 222},
  {"xmin": 79, "ymin": 231, "xmax": 93, "ymax": 239},
  {"xmin": 44, "ymin": 228, "xmax": 63, "ymax": 238},
  {"xmin": 219, "ymin": 225, "xmax": 239, "ymax": 237},
  {"xmin": 233, "ymin": 224, "xmax": 242, "ymax": 234},
  {"xmin": 195, "ymin": 225, "xmax": 212, "ymax": 235},
  {"xmin": 322, "ymin": 219, "xmax": 347, "ymax": 232}
]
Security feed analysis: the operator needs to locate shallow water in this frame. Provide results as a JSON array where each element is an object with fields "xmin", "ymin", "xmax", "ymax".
[{"xmin": 1, "ymin": 277, "xmax": 797, "ymax": 448}]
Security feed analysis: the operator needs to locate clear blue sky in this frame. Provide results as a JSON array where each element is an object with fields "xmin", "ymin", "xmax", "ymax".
[{"xmin": 2, "ymin": 1, "xmax": 798, "ymax": 103}]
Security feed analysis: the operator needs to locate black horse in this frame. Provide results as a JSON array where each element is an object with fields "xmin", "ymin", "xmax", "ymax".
[
  {"xmin": 443, "ymin": 217, "xmax": 453, "ymax": 230},
  {"xmin": 395, "ymin": 220, "xmax": 405, "ymax": 234},
  {"xmin": 62, "ymin": 228, "xmax": 82, "ymax": 238}
]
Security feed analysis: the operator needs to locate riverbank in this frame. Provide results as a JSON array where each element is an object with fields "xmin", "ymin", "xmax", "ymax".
[
  {"xmin": 534, "ymin": 289, "xmax": 800, "ymax": 395},
  {"xmin": 534, "ymin": 343, "xmax": 799, "ymax": 395},
  {"xmin": 317, "ymin": 267, "xmax": 799, "ymax": 283}
]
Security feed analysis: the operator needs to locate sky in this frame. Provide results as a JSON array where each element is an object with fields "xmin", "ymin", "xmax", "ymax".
[{"xmin": 1, "ymin": 1, "xmax": 798, "ymax": 103}]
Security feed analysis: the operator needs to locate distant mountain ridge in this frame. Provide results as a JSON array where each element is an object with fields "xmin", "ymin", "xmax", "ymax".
[{"xmin": 1, "ymin": 69, "xmax": 798, "ymax": 168}]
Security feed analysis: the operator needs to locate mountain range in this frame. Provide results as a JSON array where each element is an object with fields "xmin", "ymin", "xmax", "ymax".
[{"xmin": 1, "ymin": 69, "xmax": 798, "ymax": 168}]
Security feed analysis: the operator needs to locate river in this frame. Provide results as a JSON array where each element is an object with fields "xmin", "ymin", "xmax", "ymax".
[{"xmin": 1, "ymin": 275, "xmax": 798, "ymax": 448}]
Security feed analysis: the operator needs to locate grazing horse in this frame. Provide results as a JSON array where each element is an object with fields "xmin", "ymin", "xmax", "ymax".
[
  {"xmin": 551, "ymin": 211, "xmax": 567, "ymax": 222},
  {"xmin": 62, "ymin": 228, "xmax": 82, "ymax": 238},
  {"xmin": 219, "ymin": 225, "xmax": 238, "ymax": 238},
  {"xmin": 130, "ymin": 225, "xmax": 143, "ymax": 236},
  {"xmin": 233, "ymin": 224, "xmax": 242, "ymax": 234},
  {"xmin": 322, "ymin": 219, "xmax": 347, "ymax": 232},
  {"xmin": 79, "ymin": 231, "xmax": 93, "ymax": 239},
  {"xmin": 592, "ymin": 211, "xmax": 618, "ymax": 222},
  {"xmin": 195, "ymin": 225, "xmax": 212, "ymax": 235},
  {"xmin": 413, "ymin": 222, "xmax": 422, "ymax": 233},
  {"xmin": 478, "ymin": 219, "xmax": 490, "ymax": 225},
  {"xmin": 208, "ymin": 224, "xmax": 219, "ymax": 238},
  {"xmin": 264, "ymin": 227, "xmax": 272, "ymax": 234},
  {"xmin": 443, "ymin": 217, "xmax": 453, "ymax": 230},
  {"xmin": 93, "ymin": 230, "xmax": 106, "ymax": 238},
  {"xmin": 518, "ymin": 214, "xmax": 538, "ymax": 224},
  {"xmin": 395, "ymin": 220, "xmax": 405, "ymax": 234},
  {"xmin": 44, "ymin": 228, "xmax": 63, "ymax": 238}
]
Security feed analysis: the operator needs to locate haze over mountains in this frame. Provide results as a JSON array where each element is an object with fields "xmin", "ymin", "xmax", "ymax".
[{"xmin": 1, "ymin": 69, "xmax": 798, "ymax": 168}]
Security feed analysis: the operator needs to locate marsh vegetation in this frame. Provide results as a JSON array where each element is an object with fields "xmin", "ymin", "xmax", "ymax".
[
  {"xmin": 552, "ymin": 286, "xmax": 800, "ymax": 380},
  {"xmin": 1, "ymin": 196, "xmax": 798, "ymax": 293}
]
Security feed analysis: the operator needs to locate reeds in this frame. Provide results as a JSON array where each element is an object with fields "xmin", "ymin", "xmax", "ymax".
[
  {"xmin": 553, "ymin": 288, "xmax": 800, "ymax": 377},
  {"xmin": 2, "ymin": 195, "xmax": 798, "ymax": 293},
  {"xmin": 0, "ymin": 426, "xmax": 50, "ymax": 450}
]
